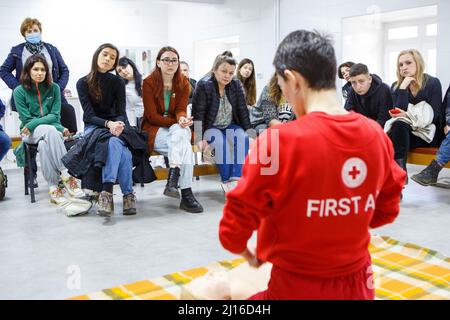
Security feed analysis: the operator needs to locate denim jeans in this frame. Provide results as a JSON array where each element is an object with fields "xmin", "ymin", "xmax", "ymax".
[
  {"xmin": 0, "ymin": 128, "xmax": 11, "ymax": 162},
  {"xmin": 204, "ymin": 124, "xmax": 250, "ymax": 182},
  {"xmin": 436, "ymin": 133, "xmax": 450, "ymax": 166},
  {"xmin": 85, "ymin": 125, "xmax": 133, "ymax": 195},
  {"xmin": 154, "ymin": 124, "xmax": 194, "ymax": 189}
]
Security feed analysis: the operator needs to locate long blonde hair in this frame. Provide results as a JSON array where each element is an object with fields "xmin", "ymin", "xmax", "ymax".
[{"xmin": 395, "ymin": 49, "xmax": 426, "ymax": 90}]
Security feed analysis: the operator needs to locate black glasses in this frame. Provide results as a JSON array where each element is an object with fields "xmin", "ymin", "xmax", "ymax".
[{"xmin": 160, "ymin": 58, "xmax": 179, "ymax": 65}]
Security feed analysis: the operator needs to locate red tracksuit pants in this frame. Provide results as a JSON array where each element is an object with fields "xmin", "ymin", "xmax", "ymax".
[{"xmin": 249, "ymin": 262, "xmax": 375, "ymax": 300}]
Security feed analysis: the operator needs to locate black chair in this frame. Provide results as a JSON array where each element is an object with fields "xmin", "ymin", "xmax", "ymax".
[{"xmin": 23, "ymin": 142, "xmax": 38, "ymax": 203}]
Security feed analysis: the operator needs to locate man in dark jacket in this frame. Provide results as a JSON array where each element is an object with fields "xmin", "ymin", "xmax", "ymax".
[
  {"xmin": 344, "ymin": 63, "xmax": 392, "ymax": 128},
  {"xmin": 180, "ymin": 61, "xmax": 197, "ymax": 105}
]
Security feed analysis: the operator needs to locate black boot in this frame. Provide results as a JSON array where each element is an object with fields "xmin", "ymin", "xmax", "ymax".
[
  {"xmin": 180, "ymin": 188, "xmax": 204, "ymax": 213},
  {"xmin": 411, "ymin": 160, "xmax": 443, "ymax": 186},
  {"xmin": 164, "ymin": 167, "xmax": 180, "ymax": 198},
  {"xmin": 395, "ymin": 158, "xmax": 408, "ymax": 185}
]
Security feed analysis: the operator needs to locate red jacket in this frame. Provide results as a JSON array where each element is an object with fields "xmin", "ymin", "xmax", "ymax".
[{"xmin": 219, "ymin": 111, "xmax": 405, "ymax": 278}]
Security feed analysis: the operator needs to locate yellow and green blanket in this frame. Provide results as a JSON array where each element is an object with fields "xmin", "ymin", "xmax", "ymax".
[{"xmin": 70, "ymin": 236, "xmax": 450, "ymax": 300}]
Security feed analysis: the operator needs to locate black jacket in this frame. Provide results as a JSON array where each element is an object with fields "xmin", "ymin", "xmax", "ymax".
[
  {"xmin": 443, "ymin": 84, "xmax": 450, "ymax": 126},
  {"xmin": 191, "ymin": 75, "xmax": 251, "ymax": 136},
  {"xmin": 188, "ymin": 78, "xmax": 197, "ymax": 105},
  {"xmin": 345, "ymin": 74, "xmax": 392, "ymax": 128},
  {"xmin": 62, "ymin": 126, "xmax": 153, "ymax": 191}
]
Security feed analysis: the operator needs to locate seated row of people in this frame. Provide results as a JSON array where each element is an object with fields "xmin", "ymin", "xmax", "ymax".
[{"xmin": 339, "ymin": 49, "xmax": 448, "ymax": 185}]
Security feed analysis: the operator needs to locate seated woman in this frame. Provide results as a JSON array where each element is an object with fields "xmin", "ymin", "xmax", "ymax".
[
  {"xmin": 116, "ymin": 57, "xmax": 144, "ymax": 127},
  {"xmin": 250, "ymin": 73, "xmax": 295, "ymax": 131},
  {"xmin": 75, "ymin": 43, "xmax": 139, "ymax": 217},
  {"xmin": 236, "ymin": 58, "xmax": 257, "ymax": 108},
  {"xmin": 192, "ymin": 54, "xmax": 251, "ymax": 193},
  {"xmin": 338, "ymin": 61, "xmax": 355, "ymax": 101},
  {"xmin": 411, "ymin": 84, "xmax": 450, "ymax": 185},
  {"xmin": 142, "ymin": 46, "xmax": 203, "ymax": 213},
  {"xmin": 388, "ymin": 49, "xmax": 444, "ymax": 181},
  {"xmin": 13, "ymin": 54, "xmax": 82, "ymax": 204}
]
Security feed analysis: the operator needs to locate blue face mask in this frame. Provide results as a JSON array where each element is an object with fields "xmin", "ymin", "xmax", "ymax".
[{"xmin": 25, "ymin": 32, "xmax": 42, "ymax": 45}]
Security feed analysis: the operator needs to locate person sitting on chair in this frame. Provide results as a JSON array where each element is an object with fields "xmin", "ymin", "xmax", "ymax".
[
  {"xmin": 14, "ymin": 54, "xmax": 83, "ymax": 204},
  {"xmin": 142, "ymin": 46, "xmax": 203, "ymax": 213}
]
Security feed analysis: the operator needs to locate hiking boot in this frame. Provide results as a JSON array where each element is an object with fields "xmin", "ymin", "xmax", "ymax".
[
  {"xmin": 411, "ymin": 160, "xmax": 443, "ymax": 186},
  {"xmin": 49, "ymin": 187, "xmax": 67, "ymax": 205},
  {"xmin": 164, "ymin": 167, "xmax": 180, "ymax": 198},
  {"xmin": 98, "ymin": 191, "xmax": 114, "ymax": 217},
  {"xmin": 123, "ymin": 193, "xmax": 137, "ymax": 215},
  {"xmin": 395, "ymin": 158, "xmax": 408, "ymax": 185},
  {"xmin": 180, "ymin": 188, "xmax": 203, "ymax": 213},
  {"xmin": 61, "ymin": 176, "xmax": 85, "ymax": 198}
]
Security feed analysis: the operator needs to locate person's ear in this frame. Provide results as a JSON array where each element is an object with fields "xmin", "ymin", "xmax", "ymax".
[{"xmin": 284, "ymin": 69, "xmax": 304, "ymax": 95}]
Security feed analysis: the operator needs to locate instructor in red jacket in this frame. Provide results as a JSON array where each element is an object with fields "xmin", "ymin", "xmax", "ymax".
[{"xmin": 219, "ymin": 30, "xmax": 406, "ymax": 300}]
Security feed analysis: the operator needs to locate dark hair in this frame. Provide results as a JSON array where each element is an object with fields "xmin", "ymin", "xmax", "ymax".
[
  {"xmin": 338, "ymin": 61, "xmax": 355, "ymax": 79},
  {"xmin": 20, "ymin": 54, "xmax": 52, "ymax": 90},
  {"xmin": 237, "ymin": 58, "xmax": 256, "ymax": 106},
  {"xmin": 221, "ymin": 50, "xmax": 233, "ymax": 58},
  {"xmin": 117, "ymin": 57, "xmax": 143, "ymax": 97},
  {"xmin": 273, "ymin": 30, "xmax": 337, "ymax": 90},
  {"xmin": 86, "ymin": 43, "xmax": 119, "ymax": 103},
  {"xmin": 212, "ymin": 55, "xmax": 237, "ymax": 71},
  {"xmin": 180, "ymin": 61, "xmax": 189, "ymax": 67},
  {"xmin": 150, "ymin": 46, "xmax": 183, "ymax": 97},
  {"xmin": 349, "ymin": 63, "xmax": 369, "ymax": 78}
]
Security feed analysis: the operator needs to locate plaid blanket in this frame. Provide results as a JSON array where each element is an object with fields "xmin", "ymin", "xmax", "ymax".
[{"xmin": 70, "ymin": 236, "xmax": 450, "ymax": 300}]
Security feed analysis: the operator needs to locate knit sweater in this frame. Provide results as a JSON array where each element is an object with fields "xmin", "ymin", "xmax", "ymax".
[{"xmin": 13, "ymin": 82, "xmax": 64, "ymax": 132}]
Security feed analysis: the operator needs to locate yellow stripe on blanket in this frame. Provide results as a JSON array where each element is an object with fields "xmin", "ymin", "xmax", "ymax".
[{"xmin": 70, "ymin": 236, "xmax": 450, "ymax": 300}]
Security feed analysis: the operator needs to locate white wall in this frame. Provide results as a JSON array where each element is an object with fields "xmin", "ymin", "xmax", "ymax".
[
  {"xmin": 167, "ymin": 0, "xmax": 276, "ymax": 96},
  {"xmin": 278, "ymin": 0, "xmax": 449, "ymax": 90}
]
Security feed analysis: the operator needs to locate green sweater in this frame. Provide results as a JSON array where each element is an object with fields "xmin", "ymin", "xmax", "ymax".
[{"xmin": 13, "ymin": 82, "xmax": 64, "ymax": 133}]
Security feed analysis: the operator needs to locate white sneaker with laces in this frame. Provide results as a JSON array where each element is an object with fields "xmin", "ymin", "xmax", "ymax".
[
  {"xmin": 61, "ymin": 176, "xmax": 85, "ymax": 198},
  {"xmin": 49, "ymin": 187, "xmax": 67, "ymax": 205}
]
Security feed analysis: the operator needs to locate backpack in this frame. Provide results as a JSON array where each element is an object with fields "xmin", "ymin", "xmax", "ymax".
[{"xmin": 0, "ymin": 166, "xmax": 7, "ymax": 200}]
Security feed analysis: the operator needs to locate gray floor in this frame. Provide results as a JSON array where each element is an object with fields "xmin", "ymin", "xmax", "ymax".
[{"xmin": 0, "ymin": 160, "xmax": 449, "ymax": 300}]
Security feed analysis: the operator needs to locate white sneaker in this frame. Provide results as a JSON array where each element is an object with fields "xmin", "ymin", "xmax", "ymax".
[
  {"xmin": 49, "ymin": 187, "xmax": 67, "ymax": 205},
  {"xmin": 61, "ymin": 176, "xmax": 85, "ymax": 198}
]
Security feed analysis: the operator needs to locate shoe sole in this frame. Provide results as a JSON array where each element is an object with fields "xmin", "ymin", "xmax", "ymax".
[
  {"xmin": 123, "ymin": 210, "xmax": 137, "ymax": 216},
  {"xmin": 410, "ymin": 175, "xmax": 436, "ymax": 186},
  {"xmin": 179, "ymin": 204, "xmax": 204, "ymax": 213},
  {"xmin": 97, "ymin": 210, "xmax": 113, "ymax": 217},
  {"xmin": 164, "ymin": 190, "xmax": 180, "ymax": 199}
]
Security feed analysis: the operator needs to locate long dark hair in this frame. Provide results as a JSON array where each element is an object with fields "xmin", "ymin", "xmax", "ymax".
[
  {"xmin": 86, "ymin": 43, "xmax": 120, "ymax": 103},
  {"xmin": 150, "ymin": 46, "xmax": 183, "ymax": 97},
  {"xmin": 20, "ymin": 54, "xmax": 52, "ymax": 90},
  {"xmin": 117, "ymin": 57, "xmax": 143, "ymax": 97},
  {"xmin": 237, "ymin": 58, "xmax": 256, "ymax": 105}
]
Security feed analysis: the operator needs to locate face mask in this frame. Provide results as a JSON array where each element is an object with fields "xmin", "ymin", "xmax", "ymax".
[{"xmin": 25, "ymin": 32, "xmax": 42, "ymax": 45}]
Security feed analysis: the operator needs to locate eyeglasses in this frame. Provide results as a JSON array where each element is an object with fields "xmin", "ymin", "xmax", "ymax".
[{"xmin": 160, "ymin": 58, "xmax": 179, "ymax": 65}]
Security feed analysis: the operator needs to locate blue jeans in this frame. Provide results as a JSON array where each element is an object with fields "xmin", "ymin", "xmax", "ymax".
[
  {"xmin": 436, "ymin": 133, "xmax": 450, "ymax": 166},
  {"xmin": 205, "ymin": 124, "xmax": 250, "ymax": 182},
  {"xmin": 85, "ymin": 125, "xmax": 133, "ymax": 195},
  {"xmin": 0, "ymin": 128, "xmax": 11, "ymax": 162}
]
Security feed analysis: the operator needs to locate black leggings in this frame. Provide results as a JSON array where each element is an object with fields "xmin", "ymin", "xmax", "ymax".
[
  {"xmin": 60, "ymin": 103, "xmax": 78, "ymax": 134},
  {"xmin": 389, "ymin": 121, "xmax": 433, "ymax": 159}
]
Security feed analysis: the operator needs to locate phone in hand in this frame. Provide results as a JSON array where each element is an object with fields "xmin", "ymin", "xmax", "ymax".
[{"xmin": 390, "ymin": 108, "xmax": 402, "ymax": 115}]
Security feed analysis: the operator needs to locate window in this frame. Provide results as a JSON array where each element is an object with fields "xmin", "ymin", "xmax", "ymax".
[
  {"xmin": 426, "ymin": 23, "xmax": 437, "ymax": 36},
  {"xmin": 388, "ymin": 26, "xmax": 418, "ymax": 40}
]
